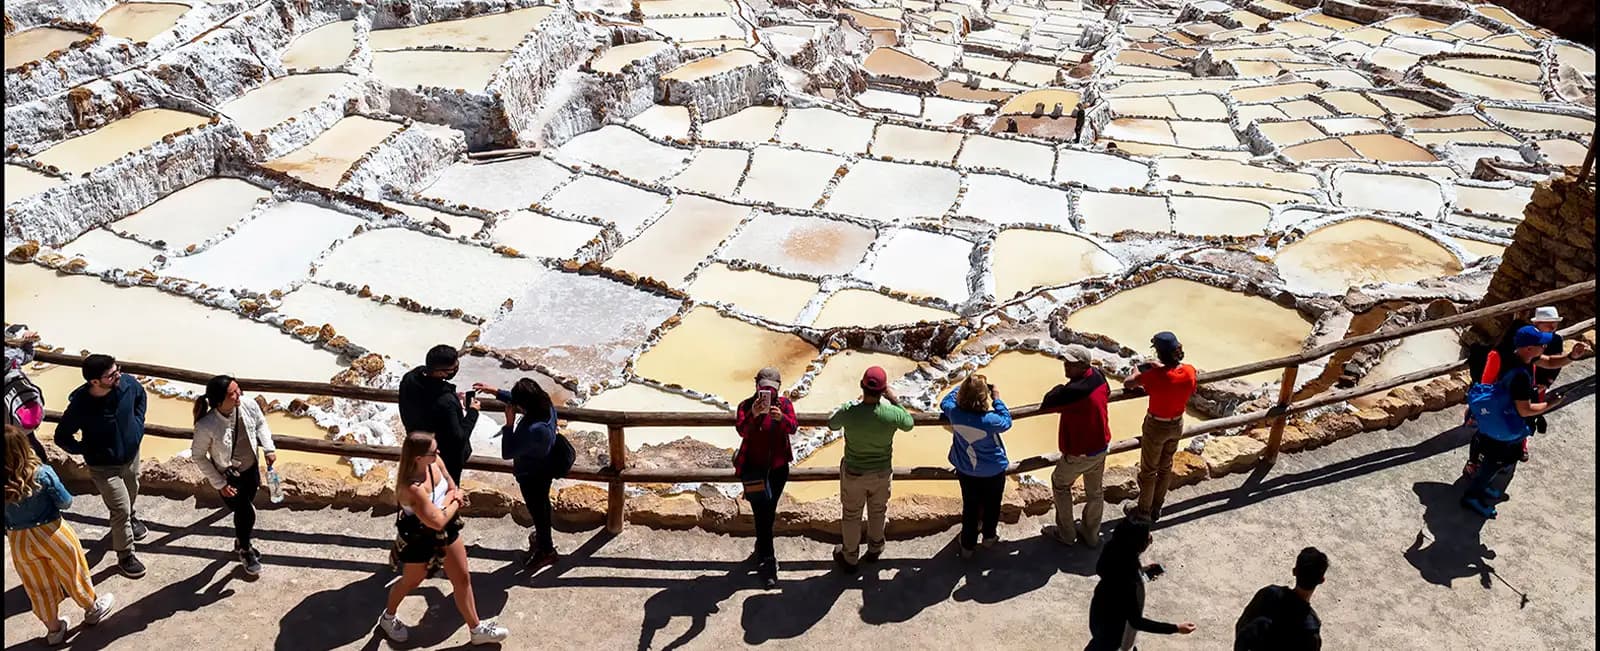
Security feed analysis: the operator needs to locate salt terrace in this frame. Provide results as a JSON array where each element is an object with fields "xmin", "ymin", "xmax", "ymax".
[{"xmin": 3, "ymin": 0, "xmax": 1594, "ymax": 496}]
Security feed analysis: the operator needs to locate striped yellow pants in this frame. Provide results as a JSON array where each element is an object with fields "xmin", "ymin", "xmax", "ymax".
[{"xmin": 7, "ymin": 519, "xmax": 96, "ymax": 625}]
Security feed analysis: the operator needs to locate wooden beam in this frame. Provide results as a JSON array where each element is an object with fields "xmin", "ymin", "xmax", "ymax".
[
  {"xmin": 605, "ymin": 425, "xmax": 627, "ymax": 533},
  {"xmin": 1262, "ymin": 365, "xmax": 1299, "ymax": 465}
]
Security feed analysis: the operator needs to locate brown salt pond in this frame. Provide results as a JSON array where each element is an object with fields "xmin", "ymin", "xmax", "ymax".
[
  {"xmin": 280, "ymin": 20, "xmax": 354, "ymax": 70},
  {"xmin": 633, "ymin": 307, "xmax": 819, "ymax": 404},
  {"xmin": 261, "ymin": 116, "xmax": 401, "ymax": 188},
  {"xmin": 992, "ymin": 229, "xmax": 1121, "ymax": 298},
  {"xmin": 372, "ymin": 50, "xmax": 511, "ymax": 90},
  {"xmin": 687, "ymin": 264, "xmax": 819, "ymax": 323},
  {"xmin": 220, "ymin": 73, "xmax": 356, "ymax": 134},
  {"xmin": 810, "ymin": 289, "xmax": 956, "ymax": 329},
  {"xmin": 662, "ymin": 49, "xmax": 763, "ymax": 81},
  {"xmin": 718, "ymin": 211, "xmax": 876, "ymax": 277},
  {"xmin": 109, "ymin": 177, "xmax": 270, "ymax": 247},
  {"xmin": 4, "ymin": 165, "xmax": 64, "ymax": 205},
  {"xmin": 1275, "ymin": 219, "xmax": 1461, "ymax": 295},
  {"xmin": 997, "ymin": 87, "xmax": 1080, "ymax": 116},
  {"xmin": 1065, "ymin": 277, "xmax": 1312, "ymax": 384},
  {"xmin": 5, "ymin": 27, "xmax": 92, "ymax": 68},
  {"xmin": 96, "ymin": 2, "xmax": 190, "ymax": 43},
  {"xmin": 29, "ymin": 108, "xmax": 210, "ymax": 174},
  {"xmin": 367, "ymin": 6, "xmax": 554, "ymax": 50},
  {"xmin": 605, "ymin": 196, "xmax": 750, "ymax": 286},
  {"xmin": 863, "ymin": 47, "xmax": 940, "ymax": 81}
]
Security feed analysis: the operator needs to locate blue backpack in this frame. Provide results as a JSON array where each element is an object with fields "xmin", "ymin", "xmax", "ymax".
[{"xmin": 1466, "ymin": 372, "xmax": 1529, "ymax": 443}]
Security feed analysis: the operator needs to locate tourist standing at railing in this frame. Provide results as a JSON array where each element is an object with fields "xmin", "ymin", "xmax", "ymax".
[
  {"xmin": 1085, "ymin": 518, "xmax": 1195, "ymax": 651},
  {"xmin": 1121, "ymin": 333, "xmax": 1197, "ymax": 524},
  {"xmin": 1464, "ymin": 307, "xmax": 1589, "ymax": 477},
  {"xmin": 379, "ymin": 431, "xmax": 509, "ymax": 646},
  {"xmin": 734, "ymin": 367, "xmax": 798, "ymax": 588},
  {"xmin": 53, "ymin": 354, "xmax": 150, "ymax": 579},
  {"xmin": 828, "ymin": 366, "xmax": 915, "ymax": 572},
  {"xmin": 6, "ymin": 424, "xmax": 117, "ymax": 647},
  {"xmin": 941, "ymin": 374, "xmax": 1012, "ymax": 559},
  {"xmin": 1235, "ymin": 547, "xmax": 1327, "ymax": 650},
  {"xmin": 191, "ymin": 375, "xmax": 278, "ymax": 577},
  {"xmin": 1040, "ymin": 344, "xmax": 1111, "ymax": 548},
  {"xmin": 399, "ymin": 345, "xmax": 478, "ymax": 485},
  {"xmin": 5, "ymin": 326, "xmax": 49, "ymax": 461},
  {"xmin": 472, "ymin": 378, "xmax": 575, "ymax": 572},
  {"xmin": 1461, "ymin": 326, "xmax": 1565, "ymax": 519}
]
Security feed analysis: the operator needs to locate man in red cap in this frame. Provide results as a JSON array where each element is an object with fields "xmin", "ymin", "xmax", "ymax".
[
  {"xmin": 1122, "ymin": 332, "xmax": 1196, "ymax": 523},
  {"xmin": 827, "ymin": 366, "xmax": 914, "ymax": 572}
]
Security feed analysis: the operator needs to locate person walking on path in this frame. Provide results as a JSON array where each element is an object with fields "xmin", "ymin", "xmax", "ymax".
[
  {"xmin": 53, "ymin": 353, "xmax": 149, "ymax": 579},
  {"xmin": 399, "ymin": 345, "xmax": 478, "ymax": 485},
  {"xmin": 940, "ymin": 374, "xmax": 1012, "ymax": 558},
  {"xmin": 1121, "ymin": 333, "xmax": 1197, "ymax": 523},
  {"xmin": 1461, "ymin": 326, "xmax": 1563, "ymax": 519},
  {"xmin": 1086, "ymin": 519, "xmax": 1196, "ymax": 651},
  {"xmin": 1464, "ymin": 306, "xmax": 1589, "ymax": 476},
  {"xmin": 379, "ymin": 431, "xmax": 509, "ymax": 646},
  {"xmin": 5, "ymin": 327, "xmax": 49, "ymax": 461},
  {"xmin": 733, "ymin": 367, "xmax": 798, "ymax": 588},
  {"xmin": 1040, "ymin": 344, "xmax": 1112, "ymax": 548},
  {"xmin": 1235, "ymin": 547, "xmax": 1328, "ymax": 650},
  {"xmin": 472, "ymin": 378, "xmax": 575, "ymax": 571},
  {"xmin": 829, "ymin": 366, "xmax": 915, "ymax": 572},
  {"xmin": 5, "ymin": 424, "xmax": 116, "ymax": 646},
  {"xmin": 191, "ymin": 375, "xmax": 278, "ymax": 577}
]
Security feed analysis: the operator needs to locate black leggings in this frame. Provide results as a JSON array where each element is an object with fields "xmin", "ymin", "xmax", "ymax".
[
  {"xmin": 516, "ymin": 470, "xmax": 557, "ymax": 554},
  {"xmin": 223, "ymin": 463, "xmax": 260, "ymax": 549},
  {"xmin": 957, "ymin": 472, "xmax": 1005, "ymax": 550},
  {"xmin": 744, "ymin": 464, "xmax": 790, "ymax": 564}
]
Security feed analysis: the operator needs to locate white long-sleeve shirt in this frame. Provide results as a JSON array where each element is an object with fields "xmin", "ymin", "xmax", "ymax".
[{"xmin": 191, "ymin": 399, "xmax": 276, "ymax": 490}]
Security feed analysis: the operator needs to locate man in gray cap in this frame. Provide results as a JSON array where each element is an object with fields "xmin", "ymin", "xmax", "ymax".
[
  {"xmin": 1039, "ymin": 344, "xmax": 1112, "ymax": 547},
  {"xmin": 1122, "ymin": 332, "xmax": 1197, "ymax": 523}
]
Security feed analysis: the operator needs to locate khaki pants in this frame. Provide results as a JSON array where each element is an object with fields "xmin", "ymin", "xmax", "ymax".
[
  {"xmin": 838, "ymin": 461, "xmax": 891, "ymax": 564},
  {"xmin": 88, "ymin": 457, "xmax": 141, "ymax": 552},
  {"xmin": 1051, "ymin": 452, "xmax": 1106, "ymax": 545},
  {"xmin": 1134, "ymin": 415, "xmax": 1184, "ymax": 519}
]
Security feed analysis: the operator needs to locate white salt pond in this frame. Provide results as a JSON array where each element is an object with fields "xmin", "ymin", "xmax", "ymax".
[
  {"xmin": 956, "ymin": 173, "xmax": 1073, "ymax": 228},
  {"xmin": 57, "ymin": 229, "xmax": 159, "ymax": 271},
  {"xmin": 491, "ymin": 211, "xmax": 601, "ymax": 259},
  {"xmin": 591, "ymin": 40, "xmax": 671, "ymax": 74},
  {"xmin": 30, "ymin": 109, "xmax": 210, "ymax": 174},
  {"xmin": 668, "ymin": 147, "xmax": 749, "ymax": 196},
  {"xmin": 824, "ymin": 159, "xmax": 960, "ymax": 221},
  {"xmin": 367, "ymin": 6, "xmax": 554, "ymax": 50},
  {"xmin": 220, "ymin": 73, "xmax": 356, "ymax": 134},
  {"xmin": 1275, "ymin": 219, "xmax": 1462, "ymax": 295},
  {"xmin": 542, "ymin": 174, "xmax": 669, "ymax": 234},
  {"xmin": 776, "ymin": 108, "xmax": 876, "ymax": 154},
  {"xmin": 810, "ymin": 288, "xmax": 957, "ymax": 329},
  {"xmin": 479, "ymin": 271, "xmax": 683, "ymax": 386},
  {"xmin": 1333, "ymin": 171, "xmax": 1445, "ymax": 217},
  {"xmin": 4, "ymin": 165, "xmax": 64, "ymax": 205},
  {"xmin": 280, "ymin": 20, "xmax": 354, "ymax": 70},
  {"xmin": 95, "ymin": 2, "xmax": 189, "ymax": 42},
  {"xmin": 856, "ymin": 229, "xmax": 973, "ymax": 304},
  {"xmin": 162, "ymin": 201, "xmax": 364, "ymax": 293},
  {"xmin": 108, "ymin": 177, "xmax": 270, "ymax": 247},
  {"xmin": 276, "ymin": 284, "xmax": 478, "ymax": 361},
  {"xmin": 315, "ymin": 228, "xmax": 544, "ymax": 318},
  {"xmin": 719, "ymin": 211, "xmax": 876, "ymax": 277},
  {"xmin": 605, "ymin": 196, "xmax": 750, "ymax": 285},
  {"xmin": 555, "ymin": 125, "xmax": 693, "ymax": 183},
  {"xmin": 735, "ymin": 145, "xmax": 841, "ymax": 210},
  {"xmin": 372, "ymin": 51, "xmax": 511, "ymax": 91},
  {"xmin": 421, "ymin": 156, "xmax": 572, "ymax": 213}
]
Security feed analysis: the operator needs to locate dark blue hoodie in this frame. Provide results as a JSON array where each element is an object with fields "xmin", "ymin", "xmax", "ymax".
[{"xmin": 55, "ymin": 373, "xmax": 147, "ymax": 466}]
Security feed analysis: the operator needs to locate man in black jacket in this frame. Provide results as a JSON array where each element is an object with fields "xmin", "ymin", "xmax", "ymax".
[
  {"xmin": 1235, "ymin": 546, "xmax": 1327, "ymax": 650},
  {"xmin": 399, "ymin": 345, "xmax": 478, "ymax": 484},
  {"xmin": 55, "ymin": 353, "xmax": 150, "ymax": 578}
]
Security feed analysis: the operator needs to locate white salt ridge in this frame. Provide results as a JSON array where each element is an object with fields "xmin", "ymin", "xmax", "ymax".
[
  {"xmin": 163, "ymin": 202, "xmax": 365, "ymax": 293},
  {"xmin": 316, "ymin": 228, "xmax": 545, "ymax": 318},
  {"xmin": 857, "ymin": 228, "xmax": 974, "ymax": 304},
  {"xmin": 420, "ymin": 156, "xmax": 574, "ymax": 213}
]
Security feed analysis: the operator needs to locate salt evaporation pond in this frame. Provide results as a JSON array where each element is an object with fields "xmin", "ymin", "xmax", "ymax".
[{"xmin": 5, "ymin": 0, "xmax": 1590, "ymax": 495}]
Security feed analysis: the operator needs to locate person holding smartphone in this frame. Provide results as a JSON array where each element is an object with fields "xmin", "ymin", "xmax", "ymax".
[
  {"xmin": 1086, "ymin": 519, "xmax": 1195, "ymax": 650},
  {"xmin": 734, "ymin": 367, "xmax": 798, "ymax": 588},
  {"xmin": 940, "ymin": 374, "xmax": 1012, "ymax": 558}
]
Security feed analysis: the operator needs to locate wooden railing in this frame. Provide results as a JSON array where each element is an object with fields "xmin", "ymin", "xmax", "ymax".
[{"xmin": 23, "ymin": 279, "xmax": 1597, "ymax": 533}]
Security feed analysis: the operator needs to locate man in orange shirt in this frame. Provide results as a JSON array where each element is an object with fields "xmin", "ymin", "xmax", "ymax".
[{"xmin": 1122, "ymin": 332, "xmax": 1197, "ymax": 523}]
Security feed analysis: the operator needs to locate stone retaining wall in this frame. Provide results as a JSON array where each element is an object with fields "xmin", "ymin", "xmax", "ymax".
[{"xmin": 1467, "ymin": 173, "xmax": 1596, "ymax": 347}]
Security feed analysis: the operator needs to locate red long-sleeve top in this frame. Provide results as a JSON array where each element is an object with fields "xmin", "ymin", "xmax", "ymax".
[{"xmin": 734, "ymin": 390, "xmax": 797, "ymax": 473}]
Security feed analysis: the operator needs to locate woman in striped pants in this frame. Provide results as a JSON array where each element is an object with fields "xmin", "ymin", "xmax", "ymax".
[{"xmin": 4, "ymin": 424, "xmax": 115, "ymax": 645}]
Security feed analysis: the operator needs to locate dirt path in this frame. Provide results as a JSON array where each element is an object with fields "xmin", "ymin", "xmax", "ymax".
[{"xmin": 6, "ymin": 361, "xmax": 1595, "ymax": 650}]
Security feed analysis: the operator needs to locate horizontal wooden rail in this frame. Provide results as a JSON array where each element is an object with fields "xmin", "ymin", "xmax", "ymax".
[{"xmin": 17, "ymin": 280, "xmax": 1593, "ymax": 428}]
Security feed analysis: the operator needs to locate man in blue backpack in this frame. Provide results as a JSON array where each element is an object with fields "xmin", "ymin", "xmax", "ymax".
[{"xmin": 1461, "ymin": 326, "xmax": 1564, "ymax": 519}]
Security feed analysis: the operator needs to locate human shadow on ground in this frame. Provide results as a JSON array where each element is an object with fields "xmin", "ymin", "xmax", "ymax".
[
  {"xmin": 638, "ymin": 568, "xmax": 755, "ymax": 651},
  {"xmin": 1405, "ymin": 478, "xmax": 1500, "ymax": 591},
  {"xmin": 38, "ymin": 558, "xmax": 239, "ymax": 650},
  {"xmin": 273, "ymin": 556, "xmax": 518, "ymax": 651}
]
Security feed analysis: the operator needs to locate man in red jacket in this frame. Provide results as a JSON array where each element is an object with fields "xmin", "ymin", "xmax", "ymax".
[{"xmin": 1039, "ymin": 344, "xmax": 1112, "ymax": 548}]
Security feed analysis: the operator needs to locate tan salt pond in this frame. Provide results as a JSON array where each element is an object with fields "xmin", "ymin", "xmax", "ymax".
[
  {"xmin": 281, "ymin": 21, "xmax": 354, "ymax": 70},
  {"xmin": 261, "ymin": 116, "xmax": 401, "ymax": 188},
  {"xmin": 997, "ymin": 88, "xmax": 1080, "ymax": 116},
  {"xmin": 220, "ymin": 73, "xmax": 356, "ymax": 133},
  {"xmin": 1534, "ymin": 139, "xmax": 1591, "ymax": 166},
  {"xmin": 1351, "ymin": 329, "xmax": 1462, "ymax": 408},
  {"xmin": 605, "ymin": 196, "xmax": 750, "ymax": 285},
  {"xmin": 868, "ymin": 124, "xmax": 963, "ymax": 163},
  {"xmin": 1229, "ymin": 82, "xmax": 1320, "ymax": 104},
  {"xmin": 372, "ymin": 50, "xmax": 510, "ymax": 90},
  {"xmin": 1452, "ymin": 237, "xmax": 1506, "ymax": 260},
  {"xmin": 1484, "ymin": 107, "xmax": 1593, "ymax": 133},
  {"xmin": 569, "ymin": 383, "xmax": 739, "ymax": 451},
  {"xmin": 634, "ymin": 306, "xmax": 819, "ymax": 403},
  {"xmin": 109, "ymin": 177, "xmax": 270, "ymax": 247},
  {"xmin": 5, "ymin": 27, "xmax": 93, "ymax": 68},
  {"xmin": 96, "ymin": 2, "xmax": 190, "ymax": 43},
  {"xmin": 864, "ymin": 47, "xmax": 941, "ymax": 81},
  {"xmin": 992, "ymin": 229, "xmax": 1121, "ymax": 298},
  {"xmin": 4, "ymin": 165, "xmax": 64, "ymax": 205},
  {"xmin": 699, "ymin": 105, "xmax": 783, "ymax": 143},
  {"xmin": 29, "ymin": 109, "xmax": 210, "ymax": 175},
  {"xmin": 1282, "ymin": 138, "xmax": 1361, "ymax": 162},
  {"xmin": 1066, "ymin": 278, "xmax": 1312, "ymax": 384},
  {"xmin": 1077, "ymin": 192, "xmax": 1168, "ymax": 233},
  {"xmin": 1420, "ymin": 66, "xmax": 1542, "ymax": 101},
  {"xmin": 591, "ymin": 40, "xmax": 671, "ymax": 74},
  {"xmin": 811, "ymin": 289, "xmax": 956, "ymax": 329},
  {"xmin": 1435, "ymin": 56, "xmax": 1542, "ymax": 82},
  {"xmin": 1170, "ymin": 196, "xmax": 1271, "ymax": 237},
  {"xmin": 662, "ymin": 49, "xmax": 762, "ymax": 81},
  {"xmin": 687, "ymin": 264, "xmax": 819, "ymax": 323},
  {"xmin": 1275, "ymin": 219, "xmax": 1461, "ymax": 295},
  {"xmin": 796, "ymin": 350, "xmax": 920, "ymax": 408},
  {"xmin": 1343, "ymin": 133, "xmax": 1437, "ymax": 162},
  {"xmin": 368, "ymin": 6, "xmax": 554, "ymax": 50},
  {"xmin": 668, "ymin": 147, "xmax": 749, "ymax": 195}
]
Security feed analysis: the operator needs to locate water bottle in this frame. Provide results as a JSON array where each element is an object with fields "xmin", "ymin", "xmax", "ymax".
[{"xmin": 268, "ymin": 467, "xmax": 284, "ymax": 504}]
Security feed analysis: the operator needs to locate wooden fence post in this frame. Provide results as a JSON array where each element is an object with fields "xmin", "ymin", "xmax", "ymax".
[
  {"xmin": 1262, "ymin": 365, "xmax": 1299, "ymax": 465},
  {"xmin": 606, "ymin": 424, "xmax": 627, "ymax": 533}
]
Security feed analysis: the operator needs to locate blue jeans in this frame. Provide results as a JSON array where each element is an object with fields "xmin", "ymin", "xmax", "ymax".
[{"xmin": 1465, "ymin": 436, "xmax": 1522, "ymax": 500}]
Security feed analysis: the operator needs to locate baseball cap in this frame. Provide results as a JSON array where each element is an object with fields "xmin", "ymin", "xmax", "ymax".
[
  {"xmin": 860, "ymin": 366, "xmax": 888, "ymax": 392},
  {"xmin": 755, "ymin": 367, "xmax": 781, "ymax": 390},
  {"xmin": 1530, "ymin": 306, "xmax": 1561, "ymax": 323},
  {"xmin": 1151, "ymin": 332, "xmax": 1181, "ymax": 356},
  {"xmin": 1513, "ymin": 325, "xmax": 1553, "ymax": 349},
  {"xmin": 1063, "ymin": 344, "xmax": 1092, "ymax": 365}
]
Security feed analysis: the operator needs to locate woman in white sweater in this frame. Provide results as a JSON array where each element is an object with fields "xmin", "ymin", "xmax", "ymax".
[{"xmin": 191, "ymin": 375, "xmax": 276, "ymax": 576}]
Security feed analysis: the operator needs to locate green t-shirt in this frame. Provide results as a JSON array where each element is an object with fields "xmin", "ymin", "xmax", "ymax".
[{"xmin": 828, "ymin": 400, "xmax": 915, "ymax": 472}]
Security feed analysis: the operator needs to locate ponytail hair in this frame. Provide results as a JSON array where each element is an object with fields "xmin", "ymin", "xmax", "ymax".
[{"xmin": 193, "ymin": 374, "xmax": 235, "ymax": 424}]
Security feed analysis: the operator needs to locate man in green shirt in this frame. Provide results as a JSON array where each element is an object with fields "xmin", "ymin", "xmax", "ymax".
[{"xmin": 829, "ymin": 366, "xmax": 914, "ymax": 571}]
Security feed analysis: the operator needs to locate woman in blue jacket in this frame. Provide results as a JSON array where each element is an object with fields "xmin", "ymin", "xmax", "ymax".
[
  {"xmin": 474, "ymin": 378, "xmax": 574, "ymax": 571},
  {"xmin": 941, "ymin": 374, "xmax": 1012, "ymax": 557}
]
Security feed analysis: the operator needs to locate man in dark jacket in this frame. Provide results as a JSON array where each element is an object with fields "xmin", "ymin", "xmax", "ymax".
[
  {"xmin": 1235, "ymin": 546, "xmax": 1327, "ymax": 650},
  {"xmin": 399, "ymin": 345, "xmax": 478, "ymax": 484},
  {"xmin": 55, "ymin": 353, "xmax": 150, "ymax": 578},
  {"xmin": 1086, "ymin": 519, "xmax": 1196, "ymax": 650}
]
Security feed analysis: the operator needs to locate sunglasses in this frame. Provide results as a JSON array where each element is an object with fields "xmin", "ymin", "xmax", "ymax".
[{"xmin": 99, "ymin": 368, "xmax": 122, "ymax": 382}]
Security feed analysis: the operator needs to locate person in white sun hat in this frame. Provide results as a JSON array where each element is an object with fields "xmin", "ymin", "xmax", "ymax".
[{"xmin": 1464, "ymin": 306, "xmax": 1590, "ymax": 477}]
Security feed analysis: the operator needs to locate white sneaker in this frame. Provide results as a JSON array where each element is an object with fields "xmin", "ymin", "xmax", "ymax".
[
  {"xmin": 377, "ymin": 612, "xmax": 409, "ymax": 643},
  {"xmin": 85, "ymin": 594, "xmax": 116, "ymax": 625},
  {"xmin": 469, "ymin": 620, "xmax": 509, "ymax": 645},
  {"xmin": 45, "ymin": 618, "xmax": 68, "ymax": 645}
]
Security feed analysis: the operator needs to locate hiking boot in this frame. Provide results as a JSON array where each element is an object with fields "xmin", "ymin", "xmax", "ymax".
[
  {"xmin": 1122, "ymin": 503, "xmax": 1151, "ymax": 523},
  {"xmin": 1461, "ymin": 497, "xmax": 1498, "ymax": 519},
  {"xmin": 84, "ymin": 594, "xmax": 115, "ymax": 626},
  {"xmin": 524, "ymin": 550, "xmax": 559, "ymax": 572},
  {"xmin": 239, "ymin": 546, "xmax": 263, "ymax": 577},
  {"xmin": 1042, "ymin": 525, "xmax": 1073, "ymax": 546},
  {"xmin": 377, "ymin": 612, "xmax": 409, "ymax": 643},
  {"xmin": 832, "ymin": 548, "xmax": 859, "ymax": 573},
  {"xmin": 861, "ymin": 548, "xmax": 883, "ymax": 563},
  {"xmin": 130, "ymin": 516, "xmax": 149, "ymax": 542},
  {"xmin": 45, "ymin": 618, "xmax": 68, "ymax": 646},
  {"xmin": 469, "ymin": 620, "xmax": 509, "ymax": 645},
  {"xmin": 980, "ymin": 534, "xmax": 999, "ymax": 549},
  {"xmin": 117, "ymin": 552, "xmax": 146, "ymax": 579}
]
